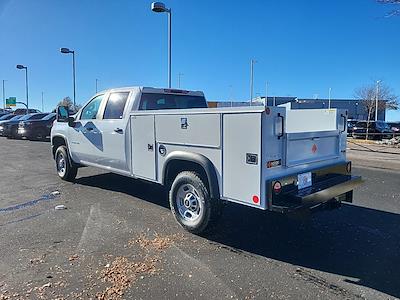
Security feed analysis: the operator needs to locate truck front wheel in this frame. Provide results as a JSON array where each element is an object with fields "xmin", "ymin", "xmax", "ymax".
[
  {"xmin": 169, "ymin": 171, "xmax": 221, "ymax": 234},
  {"xmin": 55, "ymin": 145, "xmax": 77, "ymax": 182}
]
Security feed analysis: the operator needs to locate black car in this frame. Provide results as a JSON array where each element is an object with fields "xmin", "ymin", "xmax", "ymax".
[
  {"xmin": 0, "ymin": 115, "xmax": 22, "ymax": 136},
  {"xmin": 352, "ymin": 121, "xmax": 393, "ymax": 140},
  {"xmin": 3, "ymin": 113, "xmax": 49, "ymax": 139},
  {"xmin": 388, "ymin": 122, "xmax": 400, "ymax": 135},
  {"xmin": 347, "ymin": 119, "xmax": 358, "ymax": 136},
  {"xmin": 18, "ymin": 113, "xmax": 56, "ymax": 141}
]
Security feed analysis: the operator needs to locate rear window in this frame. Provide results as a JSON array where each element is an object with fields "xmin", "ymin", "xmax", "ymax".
[{"xmin": 139, "ymin": 93, "xmax": 207, "ymax": 111}]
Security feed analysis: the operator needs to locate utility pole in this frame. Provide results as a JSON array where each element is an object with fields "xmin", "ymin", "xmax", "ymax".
[
  {"xmin": 96, "ymin": 78, "xmax": 99, "ymax": 93},
  {"xmin": 250, "ymin": 59, "xmax": 256, "ymax": 105}
]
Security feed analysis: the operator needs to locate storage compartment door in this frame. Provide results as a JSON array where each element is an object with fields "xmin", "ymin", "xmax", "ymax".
[
  {"xmin": 222, "ymin": 113, "xmax": 262, "ymax": 206},
  {"xmin": 130, "ymin": 115, "xmax": 156, "ymax": 180}
]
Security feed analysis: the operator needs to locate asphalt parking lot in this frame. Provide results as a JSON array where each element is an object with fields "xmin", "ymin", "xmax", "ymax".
[{"xmin": 0, "ymin": 138, "xmax": 400, "ymax": 300}]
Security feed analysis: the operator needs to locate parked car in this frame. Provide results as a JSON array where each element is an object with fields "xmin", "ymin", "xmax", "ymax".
[
  {"xmin": 18, "ymin": 113, "xmax": 56, "ymax": 141},
  {"xmin": 347, "ymin": 119, "xmax": 358, "ymax": 136},
  {"xmin": 0, "ymin": 109, "xmax": 13, "ymax": 116},
  {"xmin": 13, "ymin": 108, "xmax": 41, "ymax": 115},
  {"xmin": 352, "ymin": 121, "xmax": 393, "ymax": 140},
  {"xmin": 0, "ymin": 114, "xmax": 15, "ymax": 122},
  {"xmin": 388, "ymin": 122, "xmax": 400, "ymax": 134},
  {"xmin": 3, "ymin": 113, "xmax": 49, "ymax": 139},
  {"xmin": 0, "ymin": 115, "xmax": 23, "ymax": 136}
]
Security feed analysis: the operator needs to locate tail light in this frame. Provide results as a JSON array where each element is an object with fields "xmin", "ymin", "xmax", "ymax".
[{"xmin": 273, "ymin": 181, "xmax": 282, "ymax": 194}]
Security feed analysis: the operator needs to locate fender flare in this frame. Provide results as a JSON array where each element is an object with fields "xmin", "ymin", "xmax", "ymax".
[{"xmin": 162, "ymin": 151, "xmax": 220, "ymax": 199}]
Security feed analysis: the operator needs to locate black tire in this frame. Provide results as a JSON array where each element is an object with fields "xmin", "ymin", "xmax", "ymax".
[
  {"xmin": 169, "ymin": 171, "xmax": 222, "ymax": 234},
  {"xmin": 55, "ymin": 145, "xmax": 77, "ymax": 182}
]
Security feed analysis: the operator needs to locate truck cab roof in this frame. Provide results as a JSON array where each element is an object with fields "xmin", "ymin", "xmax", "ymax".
[{"xmin": 96, "ymin": 86, "xmax": 204, "ymax": 98}]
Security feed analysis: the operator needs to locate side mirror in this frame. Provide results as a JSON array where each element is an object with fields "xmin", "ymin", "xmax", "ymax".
[
  {"xmin": 57, "ymin": 106, "xmax": 69, "ymax": 122},
  {"xmin": 67, "ymin": 116, "xmax": 75, "ymax": 127},
  {"xmin": 57, "ymin": 106, "xmax": 75, "ymax": 127}
]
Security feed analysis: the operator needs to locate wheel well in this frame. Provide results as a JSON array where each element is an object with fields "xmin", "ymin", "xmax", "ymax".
[
  {"xmin": 52, "ymin": 136, "xmax": 66, "ymax": 158},
  {"xmin": 164, "ymin": 160, "xmax": 210, "ymax": 193}
]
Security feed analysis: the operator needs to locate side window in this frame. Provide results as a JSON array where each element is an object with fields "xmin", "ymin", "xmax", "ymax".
[
  {"xmin": 103, "ymin": 92, "xmax": 129, "ymax": 119},
  {"xmin": 81, "ymin": 95, "xmax": 104, "ymax": 120}
]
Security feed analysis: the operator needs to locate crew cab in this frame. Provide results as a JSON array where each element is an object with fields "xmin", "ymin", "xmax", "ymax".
[{"xmin": 51, "ymin": 87, "xmax": 362, "ymax": 234}]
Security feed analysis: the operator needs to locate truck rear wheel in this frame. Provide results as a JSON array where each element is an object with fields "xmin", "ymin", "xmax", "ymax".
[
  {"xmin": 169, "ymin": 171, "xmax": 221, "ymax": 234},
  {"xmin": 55, "ymin": 145, "xmax": 77, "ymax": 182}
]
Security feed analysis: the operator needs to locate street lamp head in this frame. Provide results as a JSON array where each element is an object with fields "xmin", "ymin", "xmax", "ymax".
[
  {"xmin": 151, "ymin": 2, "xmax": 169, "ymax": 13},
  {"xmin": 60, "ymin": 47, "xmax": 72, "ymax": 54},
  {"xmin": 16, "ymin": 64, "xmax": 26, "ymax": 69}
]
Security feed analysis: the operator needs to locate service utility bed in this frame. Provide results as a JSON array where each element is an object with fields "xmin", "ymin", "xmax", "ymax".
[{"xmin": 129, "ymin": 106, "xmax": 361, "ymax": 212}]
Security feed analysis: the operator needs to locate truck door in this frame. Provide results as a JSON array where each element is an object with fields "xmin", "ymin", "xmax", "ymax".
[
  {"xmin": 69, "ymin": 94, "xmax": 105, "ymax": 163},
  {"xmin": 95, "ymin": 92, "xmax": 131, "ymax": 171},
  {"xmin": 130, "ymin": 114, "xmax": 156, "ymax": 180}
]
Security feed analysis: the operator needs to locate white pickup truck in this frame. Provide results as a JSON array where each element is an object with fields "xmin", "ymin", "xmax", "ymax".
[{"xmin": 52, "ymin": 87, "xmax": 362, "ymax": 233}]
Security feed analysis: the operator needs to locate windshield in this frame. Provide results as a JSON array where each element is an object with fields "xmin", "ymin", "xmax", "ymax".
[
  {"xmin": 0, "ymin": 114, "xmax": 14, "ymax": 121},
  {"xmin": 9, "ymin": 115, "xmax": 23, "ymax": 121},
  {"xmin": 42, "ymin": 113, "xmax": 56, "ymax": 120},
  {"xmin": 376, "ymin": 122, "xmax": 391, "ymax": 130},
  {"xmin": 20, "ymin": 113, "xmax": 48, "ymax": 121},
  {"xmin": 355, "ymin": 122, "xmax": 367, "ymax": 128},
  {"xmin": 139, "ymin": 93, "xmax": 207, "ymax": 110}
]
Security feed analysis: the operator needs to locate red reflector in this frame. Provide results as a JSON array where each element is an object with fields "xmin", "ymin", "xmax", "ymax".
[
  {"xmin": 273, "ymin": 181, "xmax": 282, "ymax": 194},
  {"xmin": 252, "ymin": 195, "xmax": 259, "ymax": 204}
]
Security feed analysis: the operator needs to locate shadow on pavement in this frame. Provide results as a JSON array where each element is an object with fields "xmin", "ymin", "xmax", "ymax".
[
  {"xmin": 75, "ymin": 172, "xmax": 400, "ymax": 298},
  {"xmin": 75, "ymin": 172, "xmax": 169, "ymax": 209}
]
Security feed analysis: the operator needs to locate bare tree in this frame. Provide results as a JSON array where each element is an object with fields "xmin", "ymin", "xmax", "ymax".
[
  {"xmin": 377, "ymin": 0, "xmax": 400, "ymax": 17},
  {"xmin": 354, "ymin": 81, "xmax": 398, "ymax": 139},
  {"xmin": 54, "ymin": 96, "xmax": 81, "ymax": 113}
]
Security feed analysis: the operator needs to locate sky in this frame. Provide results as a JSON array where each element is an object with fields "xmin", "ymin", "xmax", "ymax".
[{"xmin": 0, "ymin": 0, "xmax": 399, "ymax": 121}]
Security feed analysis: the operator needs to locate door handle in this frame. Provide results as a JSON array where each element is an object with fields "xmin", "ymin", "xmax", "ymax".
[
  {"xmin": 340, "ymin": 114, "xmax": 346, "ymax": 133},
  {"xmin": 114, "ymin": 128, "xmax": 123, "ymax": 134},
  {"xmin": 86, "ymin": 127, "xmax": 94, "ymax": 131},
  {"xmin": 277, "ymin": 113, "xmax": 284, "ymax": 139}
]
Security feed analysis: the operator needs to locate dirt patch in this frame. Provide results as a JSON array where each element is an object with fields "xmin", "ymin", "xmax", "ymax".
[
  {"xmin": 96, "ymin": 256, "xmax": 158, "ymax": 300},
  {"xmin": 131, "ymin": 233, "xmax": 184, "ymax": 251}
]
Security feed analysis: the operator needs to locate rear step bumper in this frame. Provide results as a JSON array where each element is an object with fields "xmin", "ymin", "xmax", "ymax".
[{"xmin": 271, "ymin": 175, "xmax": 363, "ymax": 213}]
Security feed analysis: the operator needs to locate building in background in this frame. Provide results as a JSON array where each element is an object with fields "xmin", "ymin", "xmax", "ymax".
[{"xmin": 208, "ymin": 97, "xmax": 386, "ymax": 121}]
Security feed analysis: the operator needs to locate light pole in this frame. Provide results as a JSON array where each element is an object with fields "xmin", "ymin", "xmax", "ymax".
[
  {"xmin": 250, "ymin": 59, "xmax": 256, "ymax": 105},
  {"xmin": 41, "ymin": 92, "xmax": 44, "ymax": 112},
  {"xmin": 375, "ymin": 80, "xmax": 380, "ymax": 121},
  {"xmin": 178, "ymin": 73, "xmax": 183, "ymax": 88},
  {"xmin": 95, "ymin": 78, "xmax": 99, "ymax": 93},
  {"xmin": 60, "ymin": 47, "xmax": 76, "ymax": 109},
  {"xmin": 2, "ymin": 80, "xmax": 6, "ymax": 110},
  {"xmin": 328, "ymin": 87, "xmax": 332, "ymax": 109},
  {"xmin": 16, "ymin": 65, "xmax": 29, "ymax": 114},
  {"xmin": 151, "ymin": 2, "xmax": 172, "ymax": 88}
]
